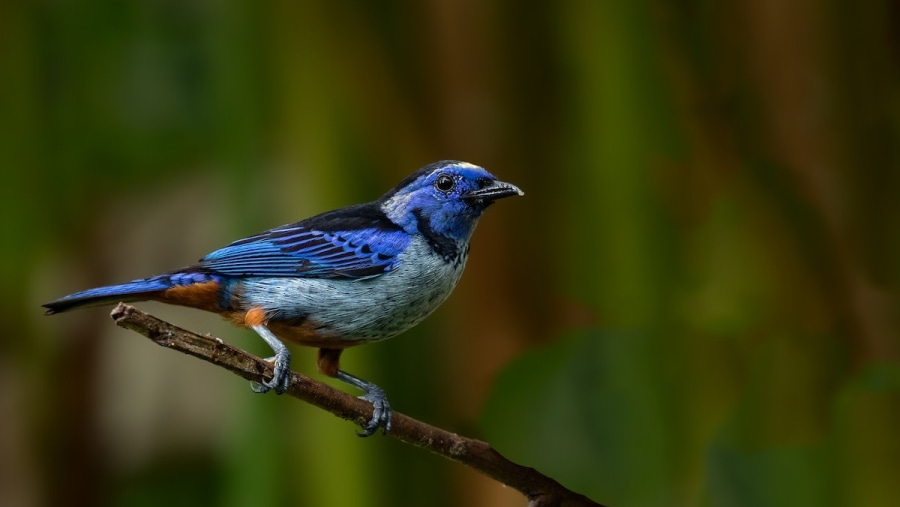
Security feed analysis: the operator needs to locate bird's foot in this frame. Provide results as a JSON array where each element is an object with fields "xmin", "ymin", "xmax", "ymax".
[
  {"xmin": 358, "ymin": 385, "xmax": 392, "ymax": 437},
  {"xmin": 336, "ymin": 370, "xmax": 392, "ymax": 437},
  {"xmin": 249, "ymin": 325, "xmax": 292, "ymax": 394},
  {"xmin": 250, "ymin": 353, "xmax": 292, "ymax": 394}
]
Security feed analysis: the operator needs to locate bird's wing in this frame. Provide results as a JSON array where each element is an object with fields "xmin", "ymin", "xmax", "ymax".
[{"xmin": 199, "ymin": 221, "xmax": 410, "ymax": 279}]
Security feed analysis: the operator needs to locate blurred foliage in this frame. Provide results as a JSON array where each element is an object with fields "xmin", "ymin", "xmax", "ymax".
[{"xmin": 2, "ymin": 1, "xmax": 899, "ymax": 506}]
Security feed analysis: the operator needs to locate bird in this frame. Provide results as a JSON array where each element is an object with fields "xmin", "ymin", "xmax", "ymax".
[{"xmin": 43, "ymin": 160, "xmax": 523, "ymax": 436}]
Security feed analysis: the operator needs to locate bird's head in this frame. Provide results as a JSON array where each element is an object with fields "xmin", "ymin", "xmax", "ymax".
[{"xmin": 380, "ymin": 161, "xmax": 523, "ymax": 241}]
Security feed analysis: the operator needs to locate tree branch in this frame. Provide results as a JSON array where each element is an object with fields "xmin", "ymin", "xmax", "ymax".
[{"xmin": 109, "ymin": 303, "xmax": 604, "ymax": 507}]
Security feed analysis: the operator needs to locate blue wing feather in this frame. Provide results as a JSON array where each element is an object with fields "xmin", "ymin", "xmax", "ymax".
[{"xmin": 199, "ymin": 208, "xmax": 409, "ymax": 279}]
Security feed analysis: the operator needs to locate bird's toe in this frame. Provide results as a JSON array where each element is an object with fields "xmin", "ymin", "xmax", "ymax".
[{"xmin": 357, "ymin": 388, "xmax": 392, "ymax": 437}]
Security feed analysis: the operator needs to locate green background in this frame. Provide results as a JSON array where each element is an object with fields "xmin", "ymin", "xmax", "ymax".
[{"xmin": 3, "ymin": 1, "xmax": 899, "ymax": 506}]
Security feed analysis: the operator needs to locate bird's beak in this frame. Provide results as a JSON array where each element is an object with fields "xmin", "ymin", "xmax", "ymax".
[{"xmin": 464, "ymin": 180, "xmax": 524, "ymax": 205}]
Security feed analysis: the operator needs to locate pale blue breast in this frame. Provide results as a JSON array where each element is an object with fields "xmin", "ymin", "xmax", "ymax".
[{"xmin": 237, "ymin": 235, "xmax": 468, "ymax": 341}]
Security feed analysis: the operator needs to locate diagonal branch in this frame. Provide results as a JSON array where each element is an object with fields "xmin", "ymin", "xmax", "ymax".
[{"xmin": 110, "ymin": 303, "xmax": 604, "ymax": 507}]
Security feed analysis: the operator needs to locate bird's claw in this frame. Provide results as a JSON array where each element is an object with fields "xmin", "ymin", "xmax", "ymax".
[
  {"xmin": 357, "ymin": 386, "xmax": 392, "ymax": 437},
  {"xmin": 334, "ymin": 369, "xmax": 393, "ymax": 436},
  {"xmin": 250, "ymin": 354, "xmax": 291, "ymax": 394},
  {"xmin": 249, "ymin": 375, "xmax": 289, "ymax": 394}
]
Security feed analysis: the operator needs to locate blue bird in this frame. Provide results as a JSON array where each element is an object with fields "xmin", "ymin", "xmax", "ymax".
[{"xmin": 44, "ymin": 161, "xmax": 523, "ymax": 436}]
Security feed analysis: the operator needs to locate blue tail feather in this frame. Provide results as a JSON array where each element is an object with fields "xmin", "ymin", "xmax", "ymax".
[{"xmin": 43, "ymin": 271, "xmax": 220, "ymax": 315}]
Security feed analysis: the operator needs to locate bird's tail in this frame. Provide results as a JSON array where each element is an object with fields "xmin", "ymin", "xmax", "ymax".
[{"xmin": 43, "ymin": 270, "xmax": 221, "ymax": 315}]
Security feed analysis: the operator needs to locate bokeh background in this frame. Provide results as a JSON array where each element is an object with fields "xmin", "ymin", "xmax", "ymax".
[{"xmin": 3, "ymin": 1, "xmax": 899, "ymax": 506}]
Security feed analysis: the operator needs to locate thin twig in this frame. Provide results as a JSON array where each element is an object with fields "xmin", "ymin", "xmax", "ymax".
[{"xmin": 110, "ymin": 303, "xmax": 605, "ymax": 507}]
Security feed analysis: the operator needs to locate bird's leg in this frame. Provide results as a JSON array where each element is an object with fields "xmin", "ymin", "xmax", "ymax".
[
  {"xmin": 318, "ymin": 348, "xmax": 392, "ymax": 437},
  {"xmin": 249, "ymin": 324, "xmax": 292, "ymax": 394}
]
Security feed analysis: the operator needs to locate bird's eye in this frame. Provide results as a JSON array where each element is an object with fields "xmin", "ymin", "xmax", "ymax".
[{"xmin": 434, "ymin": 174, "xmax": 456, "ymax": 193}]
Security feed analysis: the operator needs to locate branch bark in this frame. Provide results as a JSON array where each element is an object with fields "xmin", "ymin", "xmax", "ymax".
[{"xmin": 110, "ymin": 303, "xmax": 604, "ymax": 507}]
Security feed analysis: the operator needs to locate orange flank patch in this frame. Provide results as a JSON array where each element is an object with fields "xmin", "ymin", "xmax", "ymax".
[
  {"xmin": 244, "ymin": 306, "xmax": 268, "ymax": 327},
  {"xmin": 159, "ymin": 281, "xmax": 223, "ymax": 313}
]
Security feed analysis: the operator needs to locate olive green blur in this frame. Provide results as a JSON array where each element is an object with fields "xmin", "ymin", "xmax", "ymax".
[{"xmin": 3, "ymin": 1, "xmax": 899, "ymax": 506}]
